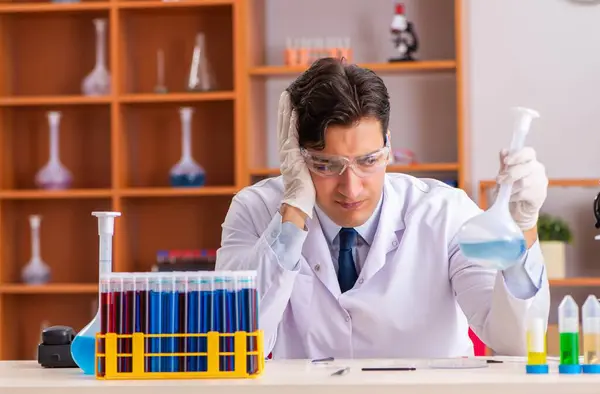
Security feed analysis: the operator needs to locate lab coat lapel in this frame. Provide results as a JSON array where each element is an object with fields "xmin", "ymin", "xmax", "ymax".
[
  {"xmin": 302, "ymin": 214, "xmax": 341, "ymax": 298},
  {"xmin": 357, "ymin": 178, "xmax": 404, "ymax": 286}
]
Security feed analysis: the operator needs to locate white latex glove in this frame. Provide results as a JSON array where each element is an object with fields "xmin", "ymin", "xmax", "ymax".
[
  {"xmin": 277, "ymin": 91, "xmax": 316, "ymax": 218},
  {"xmin": 494, "ymin": 147, "xmax": 549, "ymax": 231}
]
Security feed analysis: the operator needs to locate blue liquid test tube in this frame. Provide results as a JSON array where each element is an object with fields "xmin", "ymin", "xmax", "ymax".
[
  {"xmin": 148, "ymin": 274, "xmax": 162, "ymax": 372},
  {"xmin": 198, "ymin": 272, "xmax": 212, "ymax": 372}
]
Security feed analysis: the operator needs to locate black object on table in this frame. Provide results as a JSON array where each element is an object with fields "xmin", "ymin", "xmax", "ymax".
[{"xmin": 37, "ymin": 325, "xmax": 78, "ymax": 368}]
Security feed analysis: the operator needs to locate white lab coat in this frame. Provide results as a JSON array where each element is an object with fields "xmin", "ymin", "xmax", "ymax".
[{"xmin": 216, "ymin": 174, "xmax": 550, "ymax": 359}]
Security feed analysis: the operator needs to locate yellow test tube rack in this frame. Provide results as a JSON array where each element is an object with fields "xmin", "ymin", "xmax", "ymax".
[{"xmin": 95, "ymin": 330, "xmax": 265, "ymax": 380}]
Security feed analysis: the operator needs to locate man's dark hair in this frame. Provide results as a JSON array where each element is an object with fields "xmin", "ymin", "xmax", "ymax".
[{"xmin": 286, "ymin": 57, "xmax": 390, "ymax": 151}]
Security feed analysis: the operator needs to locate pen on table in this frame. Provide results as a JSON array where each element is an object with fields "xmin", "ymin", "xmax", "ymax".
[
  {"xmin": 331, "ymin": 367, "xmax": 350, "ymax": 376},
  {"xmin": 312, "ymin": 357, "xmax": 334, "ymax": 364},
  {"xmin": 361, "ymin": 367, "xmax": 416, "ymax": 371}
]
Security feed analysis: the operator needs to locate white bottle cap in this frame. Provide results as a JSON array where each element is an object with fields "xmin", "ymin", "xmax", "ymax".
[{"xmin": 92, "ymin": 211, "xmax": 121, "ymax": 236}]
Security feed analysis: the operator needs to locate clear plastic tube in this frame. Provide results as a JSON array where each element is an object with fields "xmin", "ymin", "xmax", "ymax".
[
  {"xmin": 559, "ymin": 295, "xmax": 581, "ymax": 374},
  {"xmin": 582, "ymin": 294, "xmax": 600, "ymax": 373}
]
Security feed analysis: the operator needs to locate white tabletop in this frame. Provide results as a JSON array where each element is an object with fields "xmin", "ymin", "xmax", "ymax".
[{"xmin": 1, "ymin": 357, "xmax": 600, "ymax": 394}]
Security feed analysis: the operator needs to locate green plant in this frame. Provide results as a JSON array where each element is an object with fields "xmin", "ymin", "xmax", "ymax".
[{"xmin": 537, "ymin": 213, "xmax": 573, "ymax": 243}]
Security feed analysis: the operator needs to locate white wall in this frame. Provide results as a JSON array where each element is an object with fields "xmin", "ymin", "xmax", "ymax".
[
  {"xmin": 262, "ymin": 0, "xmax": 458, "ymax": 174},
  {"xmin": 466, "ymin": 0, "xmax": 600, "ymax": 321}
]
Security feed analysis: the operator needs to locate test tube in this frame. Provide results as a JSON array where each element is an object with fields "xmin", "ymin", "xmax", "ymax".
[
  {"xmin": 121, "ymin": 274, "xmax": 134, "ymax": 373},
  {"xmin": 133, "ymin": 273, "xmax": 150, "ymax": 372},
  {"xmin": 558, "ymin": 295, "xmax": 582, "ymax": 374},
  {"xmin": 236, "ymin": 270, "xmax": 258, "ymax": 374},
  {"xmin": 198, "ymin": 272, "xmax": 213, "ymax": 372},
  {"xmin": 525, "ymin": 314, "xmax": 548, "ymax": 374},
  {"xmin": 175, "ymin": 273, "xmax": 188, "ymax": 372},
  {"xmin": 186, "ymin": 273, "xmax": 199, "ymax": 372},
  {"xmin": 160, "ymin": 273, "xmax": 178, "ymax": 372},
  {"xmin": 148, "ymin": 274, "xmax": 162, "ymax": 372},
  {"xmin": 98, "ymin": 274, "xmax": 111, "ymax": 377},
  {"xmin": 582, "ymin": 295, "xmax": 600, "ymax": 373}
]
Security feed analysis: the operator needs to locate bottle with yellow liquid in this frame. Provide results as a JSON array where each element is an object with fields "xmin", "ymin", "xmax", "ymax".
[
  {"xmin": 582, "ymin": 294, "xmax": 600, "ymax": 374},
  {"xmin": 526, "ymin": 315, "xmax": 548, "ymax": 374}
]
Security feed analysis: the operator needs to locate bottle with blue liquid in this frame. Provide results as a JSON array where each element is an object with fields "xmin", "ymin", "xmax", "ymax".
[
  {"xmin": 70, "ymin": 212, "xmax": 121, "ymax": 375},
  {"xmin": 169, "ymin": 107, "xmax": 206, "ymax": 187},
  {"xmin": 457, "ymin": 107, "xmax": 540, "ymax": 270}
]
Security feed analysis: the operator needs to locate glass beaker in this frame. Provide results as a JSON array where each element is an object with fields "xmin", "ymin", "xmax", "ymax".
[
  {"xmin": 35, "ymin": 111, "xmax": 73, "ymax": 190},
  {"xmin": 457, "ymin": 107, "xmax": 540, "ymax": 270},
  {"xmin": 70, "ymin": 211, "xmax": 121, "ymax": 375},
  {"xmin": 169, "ymin": 107, "xmax": 206, "ymax": 187},
  {"xmin": 186, "ymin": 32, "xmax": 215, "ymax": 92},
  {"xmin": 21, "ymin": 215, "xmax": 51, "ymax": 285}
]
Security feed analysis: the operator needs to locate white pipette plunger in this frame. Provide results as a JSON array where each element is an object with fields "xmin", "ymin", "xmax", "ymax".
[
  {"xmin": 92, "ymin": 211, "xmax": 121, "ymax": 275},
  {"xmin": 457, "ymin": 107, "xmax": 540, "ymax": 270}
]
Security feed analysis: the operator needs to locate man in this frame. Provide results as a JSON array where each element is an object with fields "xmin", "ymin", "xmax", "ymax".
[{"xmin": 216, "ymin": 57, "xmax": 550, "ymax": 359}]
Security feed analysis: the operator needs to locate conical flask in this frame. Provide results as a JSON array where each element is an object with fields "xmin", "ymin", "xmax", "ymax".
[
  {"xmin": 21, "ymin": 215, "xmax": 51, "ymax": 285},
  {"xmin": 169, "ymin": 107, "xmax": 206, "ymax": 187},
  {"xmin": 35, "ymin": 111, "xmax": 73, "ymax": 190},
  {"xmin": 186, "ymin": 32, "xmax": 215, "ymax": 92},
  {"xmin": 70, "ymin": 211, "xmax": 121, "ymax": 375}
]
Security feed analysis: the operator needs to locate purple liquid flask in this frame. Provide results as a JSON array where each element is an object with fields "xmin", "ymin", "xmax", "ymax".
[{"xmin": 35, "ymin": 111, "xmax": 73, "ymax": 190}]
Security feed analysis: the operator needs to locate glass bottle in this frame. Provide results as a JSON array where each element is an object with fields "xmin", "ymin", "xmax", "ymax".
[
  {"xmin": 21, "ymin": 215, "xmax": 51, "ymax": 285},
  {"xmin": 70, "ymin": 212, "xmax": 121, "ymax": 375},
  {"xmin": 154, "ymin": 49, "xmax": 168, "ymax": 94},
  {"xmin": 169, "ymin": 107, "xmax": 206, "ymax": 187},
  {"xmin": 35, "ymin": 111, "xmax": 73, "ymax": 190},
  {"xmin": 82, "ymin": 18, "xmax": 111, "ymax": 96},
  {"xmin": 186, "ymin": 32, "xmax": 215, "ymax": 92}
]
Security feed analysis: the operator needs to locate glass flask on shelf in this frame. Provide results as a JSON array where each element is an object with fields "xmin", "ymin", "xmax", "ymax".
[
  {"xmin": 35, "ymin": 111, "xmax": 73, "ymax": 190},
  {"xmin": 21, "ymin": 215, "xmax": 51, "ymax": 285},
  {"xmin": 186, "ymin": 32, "xmax": 216, "ymax": 92},
  {"xmin": 169, "ymin": 107, "xmax": 206, "ymax": 187},
  {"xmin": 70, "ymin": 212, "xmax": 121, "ymax": 375},
  {"xmin": 82, "ymin": 18, "xmax": 111, "ymax": 96}
]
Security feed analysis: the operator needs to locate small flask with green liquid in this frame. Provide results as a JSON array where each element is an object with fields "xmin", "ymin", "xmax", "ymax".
[{"xmin": 558, "ymin": 295, "xmax": 582, "ymax": 374}]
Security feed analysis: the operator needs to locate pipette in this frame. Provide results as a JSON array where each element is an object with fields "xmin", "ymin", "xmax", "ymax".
[
  {"xmin": 582, "ymin": 294, "xmax": 600, "ymax": 373},
  {"xmin": 558, "ymin": 295, "xmax": 582, "ymax": 374},
  {"xmin": 457, "ymin": 107, "xmax": 540, "ymax": 270},
  {"xmin": 525, "ymin": 314, "xmax": 548, "ymax": 374}
]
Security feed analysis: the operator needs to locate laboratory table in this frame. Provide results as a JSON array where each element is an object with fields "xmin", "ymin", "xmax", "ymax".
[{"xmin": 1, "ymin": 357, "xmax": 600, "ymax": 394}]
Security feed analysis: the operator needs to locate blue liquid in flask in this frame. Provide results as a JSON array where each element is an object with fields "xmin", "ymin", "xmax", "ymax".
[
  {"xmin": 71, "ymin": 334, "xmax": 97, "ymax": 375},
  {"xmin": 459, "ymin": 238, "xmax": 527, "ymax": 270},
  {"xmin": 169, "ymin": 172, "xmax": 205, "ymax": 187}
]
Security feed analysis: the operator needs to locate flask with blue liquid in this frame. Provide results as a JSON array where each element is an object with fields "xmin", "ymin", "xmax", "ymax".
[
  {"xmin": 457, "ymin": 107, "xmax": 540, "ymax": 270},
  {"xmin": 169, "ymin": 107, "xmax": 206, "ymax": 187},
  {"xmin": 70, "ymin": 212, "xmax": 121, "ymax": 375}
]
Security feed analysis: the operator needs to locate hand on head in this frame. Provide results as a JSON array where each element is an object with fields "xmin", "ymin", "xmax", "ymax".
[{"xmin": 277, "ymin": 91, "xmax": 316, "ymax": 219}]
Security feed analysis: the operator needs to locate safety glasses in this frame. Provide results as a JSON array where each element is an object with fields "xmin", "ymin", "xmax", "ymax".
[{"xmin": 300, "ymin": 145, "xmax": 390, "ymax": 178}]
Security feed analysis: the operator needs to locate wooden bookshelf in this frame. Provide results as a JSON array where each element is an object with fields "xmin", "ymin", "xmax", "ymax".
[
  {"xmin": 0, "ymin": 0, "xmax": 242, "ymax": 360},
  {"xmin": 242, "ymin": 0, "xmax": 469, "ymax": 191},
  {"xmin": 0, "ymin": 0, "xmax": 468, "ymax": 361}
]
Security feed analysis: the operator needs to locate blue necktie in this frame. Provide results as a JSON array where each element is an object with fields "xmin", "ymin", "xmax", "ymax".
[{"xmin": 338, "ymin": 228, "xmax": 358, "ymax": 293}]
